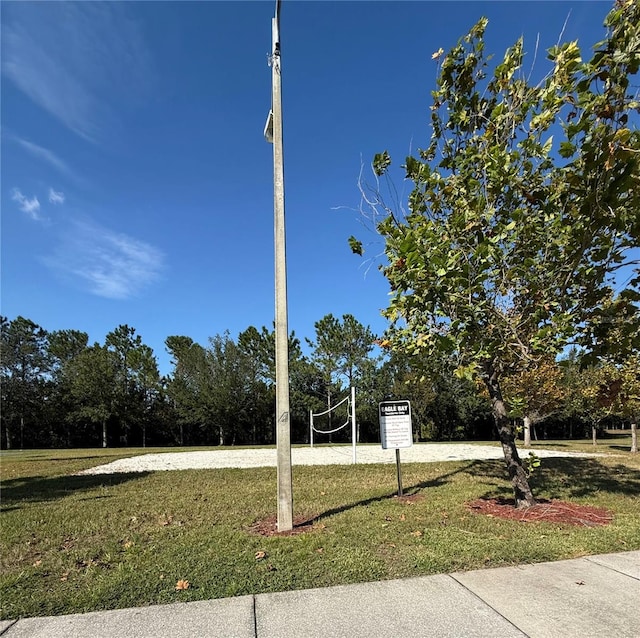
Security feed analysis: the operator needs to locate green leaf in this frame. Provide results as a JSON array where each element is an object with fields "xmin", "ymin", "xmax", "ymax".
[
  {"xmin": 559, "ymin": 141, "xmax": 575, "ymax": 158},
  {"xmin": 373, "ymin": 151, "xmax": 392, "ymax": 176},
  {"xmin": 348, "ymin": 236, "xmax": 364, "ymax": 256}
]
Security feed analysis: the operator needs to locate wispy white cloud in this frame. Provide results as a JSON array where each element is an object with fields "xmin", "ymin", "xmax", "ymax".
[
  {"xmin": 11, "ymin": 188, "xmax": 42, "ymax": 220},
  {"xmin": 2, "ymin": 3, "xmax": 154, "ymax": 142},
  {"xmin": 45, "ymin": 220, "xmax": 165, "ymax": 300},
  {"xmin": 48, "ymin": 188, "xmax": 65, "ymax": 205},
  {"xmin": 15, "ymin": 138, "xmax": 78, "ymax": 181}
]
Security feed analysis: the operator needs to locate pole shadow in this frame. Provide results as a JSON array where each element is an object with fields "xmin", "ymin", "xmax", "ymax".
[{"xmin": 306, "ymin": 461, "xmax": 476, "ymax": 526}]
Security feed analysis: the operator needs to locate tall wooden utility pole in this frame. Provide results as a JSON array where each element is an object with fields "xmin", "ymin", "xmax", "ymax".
[{"xmin": 265, "ymin": 0, "xmax": 293, "ymax": 532}]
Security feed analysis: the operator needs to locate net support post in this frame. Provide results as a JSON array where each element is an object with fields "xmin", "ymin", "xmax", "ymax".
[{"xmin": 351, "ymin": 386, "xmax": 356, "ymax": 464}]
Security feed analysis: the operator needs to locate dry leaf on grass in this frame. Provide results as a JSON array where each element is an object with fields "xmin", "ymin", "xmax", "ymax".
[
  {"xmin": 175, "ymin": 579, "xmax": 190, "ymax": 591},
  {"xmin": 255, "ymin": 551, "xmax": 267, "ymax": 561},
  {"xmin": 411, "ymin": 530, "xmax": 423, "ymax": 537}
]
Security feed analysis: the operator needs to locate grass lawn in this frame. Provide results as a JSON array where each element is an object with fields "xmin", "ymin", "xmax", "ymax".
[{"xmin": 1, "ymin": 442, "xmax": 639, "ymax": 619}]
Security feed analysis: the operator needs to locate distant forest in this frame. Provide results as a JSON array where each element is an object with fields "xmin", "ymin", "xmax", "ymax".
[{"xmin": 1, "ymin": 314, "xmax": 635, "ymax": 450}]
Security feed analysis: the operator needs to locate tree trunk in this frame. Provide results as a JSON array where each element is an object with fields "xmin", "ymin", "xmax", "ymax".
[
  {"xmin": 484, "ymin": 365, "xmax": 536, "ymax": 509},
  {"xmin": 523, "ymin": 415, "xmax": 532, "ymax": 448},
  {"xmin": 5, "ymin": 423, "xmax": 11, "ymax": 450},
  {"xmin": 142, "ymin": 423, "xmax": 146, "ymax": 448},
  {"xmin": 592, "ymin": 425, "xmax": 597, "ymax": 446},
  {"xmin": 20, "ymin": 415, "xmax": 24, "ymax": 450},
  {"xmin": 631, "ymin": 420, "xmax": 638, "ymax": 454},
  {"xmin": 102, "ymin": 418, "xmax": 108, "ymax": 448}
]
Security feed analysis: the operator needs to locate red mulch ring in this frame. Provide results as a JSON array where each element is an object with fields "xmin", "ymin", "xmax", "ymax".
[
  {"xmin": 467, "ymin": 498, "xmax": 613, "ymax": 527},
  {"xmin": 248, "ymin": 515, "xmax": 319, "ymax": 537}
]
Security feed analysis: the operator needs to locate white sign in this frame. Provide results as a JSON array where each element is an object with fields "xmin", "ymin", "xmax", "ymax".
[{"xmin": 379, "ymin": 401, "xmax": 413, "ymax": 450}]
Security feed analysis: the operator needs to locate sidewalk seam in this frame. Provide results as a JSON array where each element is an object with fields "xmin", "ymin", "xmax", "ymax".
[
  {"xmin": 448, "ymin": 574, "xmax": 530, "ymax": 638},
  {"xmin": 0, "ymin": 620, "xmax": 17, "ymax": 636},
  {"xmin": 252, "ymin": 594, "xmax": 258, "ymax": 638},
  {"xmin": 584, "ymin": 556, "xmax": 640, "ymax": 581}
]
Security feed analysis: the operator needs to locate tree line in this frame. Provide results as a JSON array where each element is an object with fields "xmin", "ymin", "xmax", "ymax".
[{"xmin": 1, "ymin": 313, "xmax": 636, "ymax": 451}]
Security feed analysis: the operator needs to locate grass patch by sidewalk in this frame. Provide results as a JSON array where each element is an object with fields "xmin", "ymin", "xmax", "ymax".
[{"xmin": 1, "ymin": 447, "xmax": 639, "ymax": 619}]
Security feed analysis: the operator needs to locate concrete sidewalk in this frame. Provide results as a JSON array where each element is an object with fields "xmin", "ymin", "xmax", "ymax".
[{"xmin": 1, "ymin": 551, "xmax": 638, "ymax": 638}]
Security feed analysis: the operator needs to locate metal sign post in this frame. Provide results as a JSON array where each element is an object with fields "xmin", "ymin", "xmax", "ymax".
[
  {"xmin": 379, "ymin": 401, "xmax": 412, "ymax": 497},
  {"xmin": 395, "ymin": 449, "xmax": 403, "ymax": 497}
]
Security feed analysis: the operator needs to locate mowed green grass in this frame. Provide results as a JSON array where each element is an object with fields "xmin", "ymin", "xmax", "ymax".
[{"xmin": 1, "ymin": 442, "xmax": 639, "ymax": 619}]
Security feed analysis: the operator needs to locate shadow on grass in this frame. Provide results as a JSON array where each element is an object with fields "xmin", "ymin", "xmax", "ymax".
[
  {"xmin": 464, "ymin": 458, "xmax": 640, "ymax": 500},
  {"xmin": 310, "ymin": 462, "xmax": 475, "ymax": 525},
  {"xmin": 0, "ymin": 472, "xmax": 150, "ymax": 509},
  {"xmin": 532, "ymin": 442, "xmax": 570, "ymax": 448},
  {"xmin": 46, "ymin": 455, "xmax": 108, "ymax": 462}
]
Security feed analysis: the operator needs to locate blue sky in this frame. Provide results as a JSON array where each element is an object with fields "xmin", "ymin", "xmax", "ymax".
[{"xmin": 1, "ymin": 1, "xmax": 614, "ymax": 375}]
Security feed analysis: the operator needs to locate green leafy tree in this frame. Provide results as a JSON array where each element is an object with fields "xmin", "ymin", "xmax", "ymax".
[
  {"xmin": 48, "ymin": 330, "xmax": 89, "ymax": 374},
  {"xmin": 128, "ymin": 344, "xmax": 161, "ymax": 447},
  {"xmin": 238, "ymin": 325, "xmax": 305, "ymax": 443},
  {"xmin": 105, "ymin": 325, "xmax": 143, "ymax": 445},
  {"xmin": 618, "ymin": 354, "xmax": 640, "ymax": 453},
  {"xmin": 575, "ymin": 361, "xmax": 624, "ymax": 445},
  {"xmin": 204, "ymin": 333, "xmax": 251, "ymax": 446},
  {"xmin": 306, "ymin": 314, "xmax": 378, "ymax": 441},
  {"xmin": 165, "ymin": 336, "xmax": 208, "ymax": 445},
  {"xmin": 47, "ymin": 329, "xmax": 89, "ymax": 446},
  {"xmin": 352, "ymin": 3, "xmax": 639, "ymax": 507},
  {"xmin": 306, "ymin": 315, "xmax": 345, "ymax": 440},
  {"xmin": 382, "ymin": 349, "xmax": 491, "ymax": 442},
  {"xmin": 580, "ymin": 354, "xmax": 640, "ymax": 451},
  {"xmin": 167, "ymin": 332, "xmax": 267, "ymax": 446},
  {"xmin": 66, "ymin": 344, "xmax": 118, "ymax": 447},
  {"xmin": 0, "ymin": 316, "xmax": 50, "ymax": 449},
  {"xmin": 501, "ymin": 358, "xmax": 565, "ymax": 447}
]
